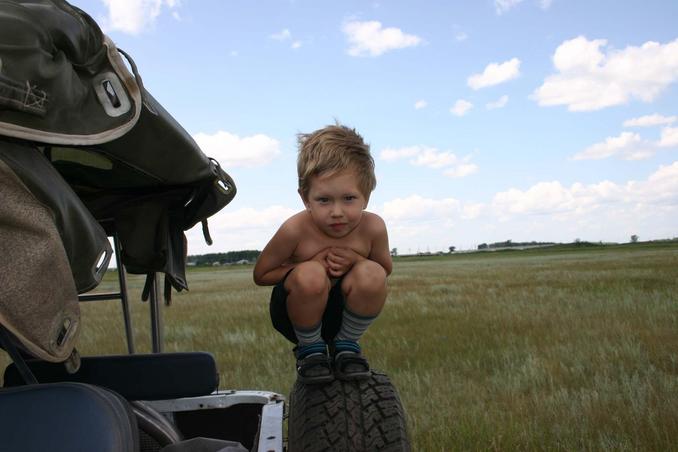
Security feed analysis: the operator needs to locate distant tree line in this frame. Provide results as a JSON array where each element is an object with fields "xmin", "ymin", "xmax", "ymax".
[
  {"xmin": 188, "ymin": 250, "xmax": 261, "ymax": 266},
  {"xmin": 477, "ymin": 240, "xmax": 556, "ymax": 250}
]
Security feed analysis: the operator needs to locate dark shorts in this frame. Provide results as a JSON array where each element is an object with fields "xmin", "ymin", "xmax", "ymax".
[{"xmin": 269, "ymin": 270, "xmax": 345, "ymax": 344}]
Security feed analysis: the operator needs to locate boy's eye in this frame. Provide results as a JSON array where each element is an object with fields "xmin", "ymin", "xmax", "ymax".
[
  {"xmin": 316, "ymin": 197, "xmax": 329, "ymax": 203},
  {"xmin": 344, "ymin": 195, "xmax": 357, "ymax": 202}
]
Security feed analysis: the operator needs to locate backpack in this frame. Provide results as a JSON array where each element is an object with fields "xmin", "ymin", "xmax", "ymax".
[{"xmin": 0, "ymin": 0, "xmax": 236, "ymax": 364}]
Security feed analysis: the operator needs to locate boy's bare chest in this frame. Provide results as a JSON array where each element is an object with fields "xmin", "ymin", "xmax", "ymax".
[{"xmin": 292, "ymin": 226, "xmax": 371, "ymax": 262}]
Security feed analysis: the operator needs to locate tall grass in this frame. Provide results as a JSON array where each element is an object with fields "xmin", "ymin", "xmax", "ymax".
[{"xmin": 2, "ymin": 244, "xmax": 677, "ymax": 450}]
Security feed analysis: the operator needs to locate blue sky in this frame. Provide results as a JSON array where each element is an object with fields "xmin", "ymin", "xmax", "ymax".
[{"xmin": 72, "ymin": 0, "xmax": 678, "ymax": 254}]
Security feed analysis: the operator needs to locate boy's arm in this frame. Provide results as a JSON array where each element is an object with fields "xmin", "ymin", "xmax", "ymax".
[
  {"xmin": 367, "ymin": 215, "xmax": 393, "ymax": 276},
  {"xmin": 253, "ymin": 221, "xmax": 299, "ymax": 286}
]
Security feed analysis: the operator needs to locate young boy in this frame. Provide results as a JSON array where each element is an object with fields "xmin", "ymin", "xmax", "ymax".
[{"xmin": 253, "ymin": 124, "xmax": 392, "ymax": 384}]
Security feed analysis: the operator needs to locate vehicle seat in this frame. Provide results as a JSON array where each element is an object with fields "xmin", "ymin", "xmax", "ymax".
[
  {"xmin": 0, "ymin": 382, "xmax": 139, "ymax": 452},
  {"xmin": 3, "ymin": 352, "xmax": 219, "ymax": 400}
]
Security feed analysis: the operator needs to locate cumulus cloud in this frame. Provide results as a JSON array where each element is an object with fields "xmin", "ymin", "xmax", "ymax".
[
  {"xmin": 573, "ymin": 132, "xmax": 656, "ymax": 161},
  {"xmin": 414, "ymin": 100, "xmax": 428, "ymax": 110},
  {"xmin": 492, "ymin": 161, "xmax": 678, "ymax": 220},
  {"xmin": 379, "ymin": 145, "xmax": 478, "ymax": 178},
  {"xmin": 539, "ymin": 0, "xmax": 553, "ymax": 9},
  {"xmin": 100, "ymin": 0, "xmax": 180, "ymax": 35},
  {"xmin": 270, "ymin": 29, "xmax": 292, "ymax": 41},
  {"xmin": 468, "ymin": 58, "xmax": 521, "ymax": 90},
  {"xmin": 486, "ymin": 95, "xmax": 509, "ymax": 110},
  {"xmin": 495, "ymin": 0, "xmax": 552, "ymax": 14},
  {"xmin": 494, "ymin": 0, "xmax": 524, "ymax": 14},
  {"xmin": 623, "ymin": 114, "xmax": 677, "ymax": 127},
  {"xmin": 270, "ymin": 28, "xmax": 302, "ymax": 49},
  {"xmin": 186, "ymin": 205, "xmax": 297, "ymax": 254},
  {"xmin": 444, "ymin": 163, "xmax": 479, "ymax": 178},
  {"xmin": 342, "ymin": 20, "xmax": 422, "ymax": 57},
  {"xmin": 451, "ymin": 99, "xmax": 473, "ymax": 116},
  {"xmin": 533, "ymin": 36, "xmax": 678, "ymax": 111},
  {"xmin": 574, "ymin": 126, "xmax": 678, "ymax": 160},
  {"xmin": 381, "ymin": 195, "xmax": 461, "ymax": 221},
  {"xmin": 659, "ymin": 127, "xmax": 678, "ymax": 147},
  {"xmin": 193, "ymin": 131, "xmax": 281, "ymax": 168},
  {"xmin": 375, "ymin": 195, "xmax": 485, "ymax": 252}
]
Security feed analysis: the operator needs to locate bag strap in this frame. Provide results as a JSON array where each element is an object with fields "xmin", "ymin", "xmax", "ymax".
[{"xmin": 0, "ymin": 325, "xmax": 37, "ymax": 384}]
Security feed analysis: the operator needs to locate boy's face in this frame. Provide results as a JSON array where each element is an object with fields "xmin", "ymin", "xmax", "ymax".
[{"xmin": 301, "ymin": 169, "xmax": 368, "ymax": 239}]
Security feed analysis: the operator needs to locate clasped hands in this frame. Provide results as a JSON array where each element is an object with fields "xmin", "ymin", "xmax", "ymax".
[{"xmin": 311, "ymin": 246, "xmax": 364, "ymax": 278}]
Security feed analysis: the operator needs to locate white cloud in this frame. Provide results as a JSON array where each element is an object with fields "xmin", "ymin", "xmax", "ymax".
[
  {"xmin": 379, "ymin": 145, "xmax": 478, "ymax": 178},
  {"xmin": 100, "ymin": 0, "xmax": 180, "ymax": 35},
  {"xmin": 270, "ymin": 29, "xmax": 302, "ymax": 49},
  {"xmin": 486, "ymin": 95, "xmax": 509, "ymax": 110},
  {"xmin": 573, "ymin": 132, "xmax": 655, "ymax": 161},
  {"xmin": 270, "ymin": 29, "xmax": 292, "ymax": 41},
  {"xmin": 379, "ymin": 146, "xmax": 420, "ymax": 161},
  {"xmin": 451, "ymin": 99, "xmax": 473, "ymax": 116},
  {"xmin": 624, "ymin": 114, "xmax": 677, "ymax": 128},
  {"xmin": 539, "ymin": 0, "xmax": 553, "ymax": 9},
  {"xmin": 444, "ymin": 163, "xmax": 479, "ymax": 178},
  {"xmin": 468, "ymin": 58, "xmax": 521, "ymax": 90},
  {"xmin": 376, "ymin": 195, "xmax": 483, "ymax": 252},
  {"xmin": 186, "ymin": 205, "xmax": 297, "ymax": 254},
  {"xmin": 462, "ymin": 203, "xmax": 484, "ymax": 220},
  {"xmin": 455, "ymin": 31, "xmax": 468, "ymax": 42},
  {"xmin": 659, "ymin": 127, "xmax": 678, "ymax": 147},
  {"xmin": 193, "ymin": 131, "xmax": 281, "ymax": 168},
  {"xmin": 342, "ymin": 20, "xmax": 422, "ymax": 57},
  {"xmin": 381, "ymin": 195, "xmax": 461, "ymax": 221},
  {"xmin": 414, "ymin": 100, "xmax": 428, "ymax": 110},
  {"xmin": 495, "ymin": 0, "xmax": 524, "ymax": 14},
  {"xmin": 533, "ymin": 36, "xmax": 678, "ymax": 111},
  {"xmin": 495, "ymin": 0, "xmax": 551, "ymax": 14},
  {"xmin": 492, "ymin": 161, "xmax": 678, "ymax": 220}
]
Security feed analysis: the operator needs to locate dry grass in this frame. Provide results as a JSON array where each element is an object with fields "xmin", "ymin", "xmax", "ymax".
[{"xmin": 2, "ymin": 243, "xmax": 677, "ymax": 450}]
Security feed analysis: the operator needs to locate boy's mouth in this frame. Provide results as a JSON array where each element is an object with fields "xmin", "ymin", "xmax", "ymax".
[{"xmin": 329, "ymin": 223, "xmax": 346, "ymax": 230}]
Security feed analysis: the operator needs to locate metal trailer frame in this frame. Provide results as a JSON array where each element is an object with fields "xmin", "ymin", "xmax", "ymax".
[{"xmin": 76, "ymin": 235, "xmax": 285, "ymax": 452}]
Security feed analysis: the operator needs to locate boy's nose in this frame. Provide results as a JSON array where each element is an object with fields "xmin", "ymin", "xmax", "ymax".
[{"xmin": 330, "ymin": 204, "xmax": 343, "ymax": 217}]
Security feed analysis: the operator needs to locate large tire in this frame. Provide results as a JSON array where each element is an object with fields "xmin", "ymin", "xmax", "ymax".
[{"xmin": 288, "ymin": 371, "xmax": 410, "ymax": 452}]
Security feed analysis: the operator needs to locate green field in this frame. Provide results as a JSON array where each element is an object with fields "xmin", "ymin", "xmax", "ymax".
[{"xmin": 2, "ymin": 243, "xmax": 678, "ymax": 450}]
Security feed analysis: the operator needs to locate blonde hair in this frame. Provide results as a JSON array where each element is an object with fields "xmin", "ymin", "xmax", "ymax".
[{"xmin": 297, "ymin": 124, "xmax": 376, "ymax": 199}]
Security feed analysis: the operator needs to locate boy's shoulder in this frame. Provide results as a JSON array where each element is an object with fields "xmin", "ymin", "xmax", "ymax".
[
  {"xmin": 279, "ymin": 210, "xmax": 312, "ymax": 233},
  {"xmin": 361, "ymin": 211, "xmax": 387, "ymax": 234}
]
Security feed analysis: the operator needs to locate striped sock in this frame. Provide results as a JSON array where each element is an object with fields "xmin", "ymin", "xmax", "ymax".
[
  {"xmin": 293, "ymin": 323, "xmax": 325, "ymax": 358},
  {"xmin": 335, "ymin": 307, "xmax": 377, "ymax": 344}
]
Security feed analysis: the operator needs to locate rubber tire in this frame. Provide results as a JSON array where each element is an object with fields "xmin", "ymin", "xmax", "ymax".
[{"xmin": 288, "ymin": 370, "xmax": 410, "ymax": 452}]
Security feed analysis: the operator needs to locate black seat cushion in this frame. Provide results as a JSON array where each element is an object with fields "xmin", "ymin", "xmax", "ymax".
[
  {"xmin": 0, "ymin": 382, "xmax": 139, "ymax": 452},
  {"xmin": 3, "ymin": 352, "xmax": 219, "ymax": 400}
]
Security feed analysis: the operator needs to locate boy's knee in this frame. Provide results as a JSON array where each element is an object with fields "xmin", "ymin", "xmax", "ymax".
[
  {"xmin": 343, "ymin": 260, "xmax": 386, "ymax": 292},
  {"xmin": 286, "ymin": 261, "xmax": 330, "ymax": 296}
]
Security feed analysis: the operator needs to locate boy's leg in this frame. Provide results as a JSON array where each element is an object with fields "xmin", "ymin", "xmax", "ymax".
[
  {"xmin": 334, "ymin": 260, "xmax": 387, "ymax": 379},
  {"xmin": 284, "ymin": 261, "xmax": 334, "ymax": 383},
  {"xmin": 285, "ymin": 261, "xmax": 331, "ymax": 330}
]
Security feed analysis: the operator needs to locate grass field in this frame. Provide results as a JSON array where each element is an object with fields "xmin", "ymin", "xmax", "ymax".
[{"xmin": 2, "ymin": 242, "xmax": 677, "ymax": 450}]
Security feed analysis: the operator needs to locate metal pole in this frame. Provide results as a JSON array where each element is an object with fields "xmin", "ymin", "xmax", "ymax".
[
  {"xmin": 114, "ymin": 236, "xmax": 135, "ymax": 354},
  {"xmin": 149, "ymin": 272, "xmax": 163, "ymax": 353}
]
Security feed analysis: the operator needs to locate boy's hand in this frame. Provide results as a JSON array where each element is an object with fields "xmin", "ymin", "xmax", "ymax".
[
  {"xmin": 326, "ymin": 247, "xmax": 364, "ymax": 277},
  {"xmin": 310, "ymin": 247, "xmax": 331, "ymax": 272}
]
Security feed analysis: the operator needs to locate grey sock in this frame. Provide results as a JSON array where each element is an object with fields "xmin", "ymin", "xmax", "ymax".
[
  {"xmin": 335, "ymin": 307, "xmax": 377, "ymax": 343},
  {"xmin": 293, "ymin": 322, "xmax": 323, "ymax": 347}
]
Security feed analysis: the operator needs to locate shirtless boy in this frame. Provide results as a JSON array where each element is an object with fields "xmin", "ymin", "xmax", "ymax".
[{"xmin": 253, "ymin": 124, "xmax": 392, "ymax": 384}]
